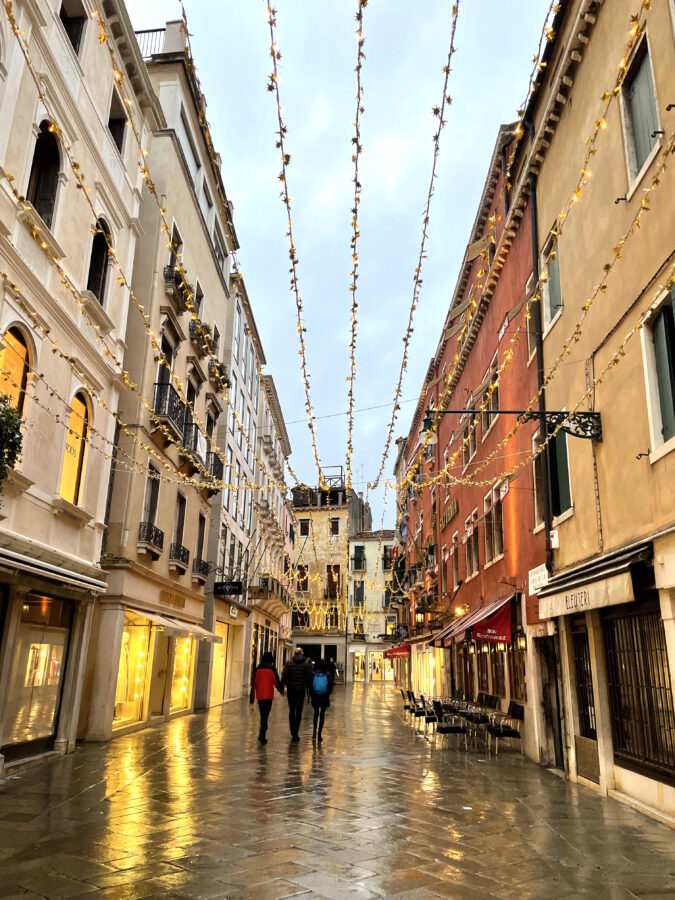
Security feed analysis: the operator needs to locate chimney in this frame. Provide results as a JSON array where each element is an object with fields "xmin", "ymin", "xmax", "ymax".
[{"xmin": 164, "ymin": 20, "xmax": 187, "ymax": 54}]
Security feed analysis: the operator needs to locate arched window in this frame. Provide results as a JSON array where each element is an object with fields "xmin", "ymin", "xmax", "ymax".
[
  {"xmin": 0, "ymin": 327, "xmax": 30, "ymax": 414},
  {"xmin": 86, "ymin": 219, "xmax": 111, "ymax": 304},
  {"xmin": 27, "ymin": 121, "xmax": 60, "ymax": 230},
  {"xmin": 59, "ymin": 391, "xmax": 89, "ymax": 505}
]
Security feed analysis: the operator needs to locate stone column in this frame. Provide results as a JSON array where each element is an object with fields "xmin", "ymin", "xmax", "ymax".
[
  {"xmin": 82, "ymin": 602, "xmax": 125, "ymax": 741},
  {"xmin": 54, "ymin": 597, "xmax": 94, "ymax": 755}
]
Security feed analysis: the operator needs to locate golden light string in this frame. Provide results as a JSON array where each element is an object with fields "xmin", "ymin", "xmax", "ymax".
[
  {"xmin": 389, "ymin": 0, "xmax": 656, "ymax": 493},
  {"xmin": 366, "ymin": 0, "xmax": 461, "ymax": 492},
  {"xmin": 265, "ymin": 1, "xmax": 325, "ymax": 487},
  {"xmin": 87, "ymin": 3, "xmax": 289, "ymax": 493},
  {"xmin": 0, "ymin": 6, "xmax": 275, "ymax": 497},
  {"xmin": 412, "ymin": 126, "xmax": 675, "ymax": 491},
  {"xmin": 345, "ymin": 0, "xmax": 368, "ymax": 492}
]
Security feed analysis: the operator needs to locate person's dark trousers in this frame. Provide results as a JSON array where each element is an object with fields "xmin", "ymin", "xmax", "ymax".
[
  {"xmin": 313, "ymin": 706, "xmax": 326, "ymax": 739},
  {"xmin": 287, "ymin": 690, "xmax": 305, "ymax": 737},
  {"xmin": 258, "ymin": 699, "xmax": 273, "ymax": 740}
]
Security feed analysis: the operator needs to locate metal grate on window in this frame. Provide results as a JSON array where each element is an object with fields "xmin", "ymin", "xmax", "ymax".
[
  {"xmin": 572, "ymin": 626, "xmax": 597, "ymax": 740},
  {"xmin": 603, "ymin": 608, "xmax": 675, "ymax": 778}
]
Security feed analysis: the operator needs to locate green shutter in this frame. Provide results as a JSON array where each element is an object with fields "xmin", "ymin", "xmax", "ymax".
[
  {"xmin": 628, "ymin": 50, "xmax": 658, "ymax": 172},
  {"xmin": 550, "ymin": 430, "xmax": 572, "ymax": 517},
  {"xmin": 653, "ymin": 301, "xmax": 675, "ymax": 442},
  {"xmin": 547, "ymin": 248, "xmax": 563, "ymax": 320}
]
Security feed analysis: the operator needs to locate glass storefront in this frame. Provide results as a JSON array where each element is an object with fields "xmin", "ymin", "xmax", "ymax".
[
  {"xmin": 113, "ymin": 611, "xmax": 151, "ymax": 730},
  {"xmin": 170, "ymin": 636, "xmax": 195, "ymax": 712},
  {"xmin": 209, "ymin": 622, "xmax": 229, "ymax": 706},
  {"xmin": 2, "ymin": 595, "xmax": 73, "ymax": 756},
  {"xmin": 353, "ymin": 651, "xmax": 366, "ymax": 682}
]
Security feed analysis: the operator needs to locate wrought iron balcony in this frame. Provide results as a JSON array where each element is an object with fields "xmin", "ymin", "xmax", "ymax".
[
  {"xmin": 162, "ymin": 266, "xmax": 190, "ymax": 311},
  {"xmin": 206, "ymin": 451, "xmax": 224, "ymax": 481},
  {"xmin": 350, "ymin": 557, "xmax": 366, "ymax": 571},
  {"xmin": 192, "ymin": 557, "xmax": 210, "ymax": 582},
  {"xmin": 135, "ymin": 27, "xmax": 166, "ymax": 59},
  {"xmin": 153, "ymin": 382, "xmax": 184, "ymax": 440},
  {"xmin": 189, "ymin": 318, "xmax": 212, "ymax": 355},
  {"xmin": 208, "ymin": 359, "xmax": 230, "ymax": 388},
  {"xmin": 169, "ymin": 542, "xmax": 189, "ymax": 570},
  {"xmin": 181, "ymin": 420, "xmax": 207, "ymax": 467},
  {"xmin": 138, "ymin": 521, "xmax": 164, "ymax": 557}
]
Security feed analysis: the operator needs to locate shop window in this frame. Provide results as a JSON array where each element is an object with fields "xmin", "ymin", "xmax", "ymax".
[
  {"xmin": 299, "ymin": 518, "xmax": 309, "ymax": 536},
  {"xmin": 59, "ymin": 0, "xmax": 86, "ymax": 55},
  {"xmin": 59, "ymin": 391, "xmax": 90, "ymax": 505},
  {"xmin": 622, "ymin": 39, "xmax": 659, "ymax": 179},
  {"xmin": 1, "ymin": 596, "xmax": 73, "ymax": 755},
  {"xmin": 550, "ymin": 428, "xmax": 572, "ymax": 518},
  {"xmin": 477, "ymin": 645, "xmax": 489, "ymax": 692},
  {"xmin": 27, "ymin": 121, "xmax": 60, "ymax": 230},
  {"xmin": 107, "ymin": 88, "xmax": 127, "ymax": 154},
  {"xmin": 481, "ymin": 354, "xmax": 499, "ymax": 435},
  {"xmin": 0, "ymin": 327, "xmax": 30, "ymax": 414},
  {"xmin": 572, "ymin": 621, "xmax": 597, "ymax": 740},
  {"xmin": 603, "ymin": 604, "xmax": 675, "ymax": 778},
  {"xmin": 169, "ymin": 636, "xmax": 195, "ymax": 711},
  {"xmin": 649, "ymin": 289, "xmax": 675, "ymax": 443},
  {"xmin": 86, "ymin": 218, "xmax": 112, "ymax": 305},
  {"xmin": 329, "ymin": 517, "xmax": 339, "ymax": 536},
  {"xmin": 542, "ymin": 233, "xmax": 562, "ymax": 329},
  {"xmin": 508, "ymin": 646, "xmax": 527, "ymax": 701},
  {"xmin": 490, "ymin": 645, "xmax": 506, "ymax": 697},
  {"xmin": 296, "ymin": 564, "xmax": 308, "ymax": 592},
  {"xmin": 113, "ymin": 611, "xmax": 151, "ymax": 729}
]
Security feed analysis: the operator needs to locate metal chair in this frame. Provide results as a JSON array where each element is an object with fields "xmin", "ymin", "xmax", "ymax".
[
  {"xmin": 487, "ymin": 701, "xmax": 525, "ymax": 755},
  {"xmin": 432, "ymin": 700, "xmax": 468, "ymax": 750}
]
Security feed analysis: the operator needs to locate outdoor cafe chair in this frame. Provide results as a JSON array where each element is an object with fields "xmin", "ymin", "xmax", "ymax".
[
  {"xmin": 432, "ymin": 700, "xmax": 468, "ymax": 750},
  {"xmin": 487, "ymin": 701, "xmax": 525, "ymax": 755}
]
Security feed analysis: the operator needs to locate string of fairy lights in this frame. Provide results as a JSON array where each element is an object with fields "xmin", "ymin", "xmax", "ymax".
[
  {"xmin": 367, "ymin": 0, "xmax": 462, "ymax": 492},
  {"xmin": 389, "ymin": 0, "xmax": 657, "ymax": 494},
  {"xmin": 345, "ymin": 0, "xmax": 368, "ymax": 494},
  {"xmin": 0, "ymin": 0, "xmax": 668, "ymax": 632}
]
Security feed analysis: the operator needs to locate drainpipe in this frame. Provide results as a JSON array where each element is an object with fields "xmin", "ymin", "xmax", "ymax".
[{"xmin": 526, "ymin": 120, "xmax": 553, "ymax": 572}]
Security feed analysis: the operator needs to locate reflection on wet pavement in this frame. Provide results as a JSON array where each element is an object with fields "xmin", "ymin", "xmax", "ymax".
[{"xmin": 0, "ymin": 684, "xmax": 673, "ymax": 899}]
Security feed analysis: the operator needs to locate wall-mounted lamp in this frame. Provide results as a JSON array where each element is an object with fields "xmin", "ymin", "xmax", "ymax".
[
  {"xmin": 468, "ymin": 642, "xmax": 476, "ymax": 655},
  {"xmin": 481, "ymin": 643, "xmax": 489, "ymax": 654},
  {"xmin": 497, "ymin": 642, "xmax": 506, "ymax": 652},
  {"xmin": 516, "ymin": 629, "xmax": 527, "ymax": 651},
  {"xmin": 415, "ymin": 612, "xmax": 424, "ymax": 624},
  {"xmin": 454, "ymin": 603, "xmax": 469, "ymax": 617}
]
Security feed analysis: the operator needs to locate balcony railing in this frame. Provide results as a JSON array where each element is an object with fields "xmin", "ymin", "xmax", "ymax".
[
  {"xmin": 208, "ymin": 359, "xmax": 230, "ymax": 388},
  {"xmin": 169, "ymin": 543, "xmax": 189, "ymax": 569},
  {"xmin": 182, "ymin": 420, "xmax": 207, "ymax": 467},
  {"xmin": 192, "ymin": 557, "xmax": 210, "ymax": 580},
  {"xmin": 153, "ymin": 382, "xmax": 184, "ymax": 439},
  {"xmin": 206, "ymin": 451, "xmax": 224, "ymax": 481},
  {"xmin": 162, "ymin": 266, "xmax": 190, "ymax": 311},
  {"xmin": 138, "ymin": 521, "xmax": 164, "ymax": 555},
  {"xmin": 189, "ymin": 319, "xmax": 212, "ymax": 354},
  {"xmin": 350, "ymin": 557, "xmax": 366, "ymax": 571},
  {"xmin": 135, "ymin": 28, "xmax": 166, "ymax": 59}
]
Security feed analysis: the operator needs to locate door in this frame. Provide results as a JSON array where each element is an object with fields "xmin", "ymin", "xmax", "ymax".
[
  {"xmin": 149, "ymin": 631, "xmax": 171, "ymax": 718},
  {"xmin": 538, "ymin": 636, "xmax": 565, "ymax": 769},
  {"xmin": 571, "ymin": 621, "xmax": 600, "ymax": 783},
  {"xmin": 1, "ymin": 595, "xmax": 73, "ymax": 761}
]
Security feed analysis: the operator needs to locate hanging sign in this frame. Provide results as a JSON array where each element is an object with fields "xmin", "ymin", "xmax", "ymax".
[{"xmin": 214, "ymin": 581, "xmax": 242, "ymax": 597}]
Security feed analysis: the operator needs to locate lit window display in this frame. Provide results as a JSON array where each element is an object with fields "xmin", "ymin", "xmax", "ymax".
[
  {"xmin": 2, "ymin": 596, "xmax": 73, "ymax": 749},
  {"xmin": 113, "ymin": 611, "xmax": 151, "ymax": 730},
  {"xmin": 353, "ymin": 651, "xmax": 366, "ymax": 682},
  {"xmin": 170, "ymin": 636, "xmax": 195, "ymax": 712}
]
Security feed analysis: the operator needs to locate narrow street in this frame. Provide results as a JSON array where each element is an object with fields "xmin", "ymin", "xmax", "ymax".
[{"xmin": 0, "ymin": 685, "xmax": 673, "ymax": 900}]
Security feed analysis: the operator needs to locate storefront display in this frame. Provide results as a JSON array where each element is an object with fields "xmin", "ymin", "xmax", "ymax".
[
  {"xmin": 209, "ymin": 622, "xmax": 229, "ymax": 706},
  {"xmin": 170, "ymin": 636, "xmax": 195, "ymax": 712},
  {"xmin": 1, "ymin": 595, "xmax": 73, "ymax": 757},
  {"xmin": 113, "ymin": 611, "xmax": 151, "ymax": 730},
  {"xmin": 353, "ymin": 651, "xmax": 366, "ymax": 682}
]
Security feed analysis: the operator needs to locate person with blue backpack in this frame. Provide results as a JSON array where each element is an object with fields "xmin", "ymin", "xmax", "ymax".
[{"xmin": 309, "ymin": 658, "xmax": 333, "ymax": 743}]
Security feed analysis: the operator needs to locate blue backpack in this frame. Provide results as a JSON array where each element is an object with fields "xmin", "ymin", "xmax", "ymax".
[{"xmin": 313, "ymin": 672, "xmax": 329, "ymax": 695}]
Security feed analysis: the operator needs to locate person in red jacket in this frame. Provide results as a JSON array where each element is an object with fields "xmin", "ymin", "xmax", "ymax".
[{"xmin": 250, "ymin": 651, "xmax": 283, "ymax": 743}]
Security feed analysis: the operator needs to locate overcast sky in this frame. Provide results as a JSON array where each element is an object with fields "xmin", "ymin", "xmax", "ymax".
[{"xmin": 127, "ymin": 0, "xmax": 551, "ymax": 527}]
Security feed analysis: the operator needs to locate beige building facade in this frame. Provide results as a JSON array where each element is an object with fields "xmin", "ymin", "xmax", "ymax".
[
  {"xmin": 525, "ymin": 0, "xmax": 675, "ymax": 824},
  {"xmin": 0, "ymin": 0, "xmax": 158, "ymax": 770}
]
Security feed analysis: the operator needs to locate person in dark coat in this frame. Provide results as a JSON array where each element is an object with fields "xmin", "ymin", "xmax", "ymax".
[
  {"xmin": 280, "ymin": 646, "xmax": 312, "ymax": 741},
  {"xmin": 309, "ymin": 658, "xmax": 333, "ymax": 743},
  {"xmin": 250, "ymin": 651, "xmax": 283, "ymax": 743}
]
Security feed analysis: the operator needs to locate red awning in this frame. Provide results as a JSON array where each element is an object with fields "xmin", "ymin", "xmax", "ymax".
[
  {"xmin": 384, "ymin": 644, "xmax": 411, "ymax": 658},
  {"xmin": 428, "ymin": 622, "xmax": 455, "ymax": 647},
  {"xmin": 442, "ymin": 596, "xmax": 513, "ymax": 647}
]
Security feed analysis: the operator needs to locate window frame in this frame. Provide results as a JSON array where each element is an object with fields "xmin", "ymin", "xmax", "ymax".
[
  {"xmin": 481, "ymin": 353, "xmax": 500, "ymax": 438},
  {"xmin": 59, "ymin": 391, "xmax": 90, "ymax": 506},
  {"xmin": 0, "ymin": 326, "xmax": 31, "ymax": 415},
  {"xmin": 550, "ymin": 423, "xmax": 573, "ymax": 521},
  {"xmin": 541, "ymin": 231, "xmax": 563, "ymax": 332},
  {"xmin": 107, "ymin": 87, "xmax": 127, "ymax": 155},
  {"xmin": 619, "ymin": 32, "xmax": 661, "ymax": 191},
  {"xmin": 641, "ymin": 286, "xmax": 675, "ymax": 459}
]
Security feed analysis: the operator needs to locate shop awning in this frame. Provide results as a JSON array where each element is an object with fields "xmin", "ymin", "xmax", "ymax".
[
  {"xmin": 182, "ymin": 621, "xmax": 223, "ymax": 643},
  {"xmin": 538, "ymin": 543, "xmax": 650, "ymax": 618},
  {"xmin": 441, "ymin": 595, "xmax": 513, "ymax": 646},
  {"xmin": 0, "ymin": 545, "xmax": 107, "ymax": 593},
  {"xmin": 131, "ymin": 609, "xmax": 191, "ymax": 636},
  {"xmin": 384, "ymin": 644, "xmax": 411, "ymax": 658}
]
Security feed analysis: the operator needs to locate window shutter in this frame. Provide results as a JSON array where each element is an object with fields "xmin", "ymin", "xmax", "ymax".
[
  {"xmin": 628, "ymin": 52, "xmax": 658, "ymax": 172},
  {"xmin": 550, "ymin": 431, "xmax": 572, "ymax": 517},
  {"xmin": 653, "ymin": 302, "xmax": 675, "ymax": 441}
]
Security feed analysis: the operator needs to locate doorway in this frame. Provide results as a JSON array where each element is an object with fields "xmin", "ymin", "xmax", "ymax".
[
  {"xmin": 149, "ymin": 631, "xmax": 170, "ymax": 718},
  {"xmin": 537, "ymin": 635, "xmax": 565, "ymax": 769}
]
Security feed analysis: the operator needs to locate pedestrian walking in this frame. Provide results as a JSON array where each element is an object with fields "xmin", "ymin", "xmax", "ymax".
[
  {"xmin": 249, "ymin": 651, "xmax": 283, "ymax": 744},
  {"xmin": 280, "ymin": 646, "xmax": 312, "ymax": 741},
  {"xmin": 310, "ymin": 658, "xmax": 333, "ymax": 743},
  {"xmin": 327, "ymin": 657, "xmax": 337, "ymax": 682}
]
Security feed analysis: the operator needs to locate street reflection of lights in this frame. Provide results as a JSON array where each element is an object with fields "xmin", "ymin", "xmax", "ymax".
[{"xmin": 462, "ymin": 805, "xmax": 472, "ymax": 810}]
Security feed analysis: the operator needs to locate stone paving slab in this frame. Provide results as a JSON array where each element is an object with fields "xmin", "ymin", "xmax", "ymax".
[{"xmin": 0, "ymin": 684, "xmax": 674, "ymax": 899}]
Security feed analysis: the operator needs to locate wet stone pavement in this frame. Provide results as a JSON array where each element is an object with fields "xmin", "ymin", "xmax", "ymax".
[{"xmin": 0, "ymin": 685, "xmax": 673, "ymax": 900}]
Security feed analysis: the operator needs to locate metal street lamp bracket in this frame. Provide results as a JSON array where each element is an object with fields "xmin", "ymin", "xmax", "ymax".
[{"xmin": 423, "ymin": 408, "xmax": 602, "ymax": 441}]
